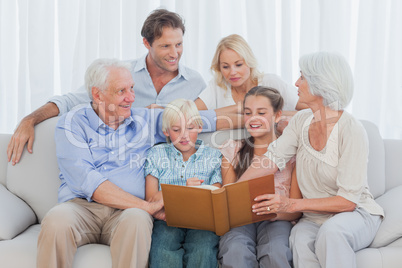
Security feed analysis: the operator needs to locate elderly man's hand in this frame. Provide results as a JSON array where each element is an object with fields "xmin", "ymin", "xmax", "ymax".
[
  {"xmin": 146, "ymin": 199, "xmax": 164, "ymax": 216},
  {"xmin": 7, "ymin": 117, "xmax": 35, "ymax": 165},
  {"xmin": 146, "ymin": 103, "xmax": 164, "ymax": 109}
]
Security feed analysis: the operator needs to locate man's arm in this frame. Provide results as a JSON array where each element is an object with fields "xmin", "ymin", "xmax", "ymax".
[
  {"xmin": 7, "ymin": 102, "xmax": 60, "ymax": 165},
  {"xmin": 92, "ymin": 180, "xmax": 163, "ymax": 215}
]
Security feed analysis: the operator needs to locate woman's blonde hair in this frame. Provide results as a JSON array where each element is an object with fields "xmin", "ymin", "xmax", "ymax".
[
  {"xmin": 162, "ymin": 99, "xmax": 203, "ymax": 143},
  {"xmin": 210, "ymin": 34, "xmax": 262, "ymax": 90}
]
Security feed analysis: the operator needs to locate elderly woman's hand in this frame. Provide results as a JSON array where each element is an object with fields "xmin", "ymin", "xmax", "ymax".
[{"xmin": 252, "ymin": 194, "xmax": 294, "ymax": 215}]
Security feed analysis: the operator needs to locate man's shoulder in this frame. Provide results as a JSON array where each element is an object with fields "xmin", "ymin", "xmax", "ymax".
[
  {"xmin": 57, "ymin": 104, "xmax": 91, "ymax": 127},
  {"xmin": 179, "ymin": 64, "xmax": 205, "ymax": 82}
]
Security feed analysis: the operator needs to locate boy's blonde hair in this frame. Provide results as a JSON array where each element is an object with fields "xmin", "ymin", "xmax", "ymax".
[{"xmin": 162, "ymin": 99, "xmax": 203, "ymax": 142}]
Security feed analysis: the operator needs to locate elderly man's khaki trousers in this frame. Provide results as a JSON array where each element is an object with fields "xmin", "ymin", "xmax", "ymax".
[{"xmin": 37, "ymin": 198, "xmax": 153, "ymax": 268}]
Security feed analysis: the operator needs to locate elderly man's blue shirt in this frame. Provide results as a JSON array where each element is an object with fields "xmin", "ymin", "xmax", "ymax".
[{"xmin": 55, "ymin": 105, "xmax": 217, "ymax": 203}]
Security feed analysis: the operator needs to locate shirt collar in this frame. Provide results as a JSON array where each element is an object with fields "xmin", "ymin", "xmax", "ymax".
[
  {"xmin": 133, "ymin": 53, "xmax": 148, "ymax": 73},
  {"xmin": 86, "ymin": 103, "xmax": 135, "ymax": 131},
  {"xmin": 168, "ymin": 139, "xmax": 204, "ymax": 161},
  {"xmin": 133, "ymin": 53, "xmax": 189, "ymax": 81}
]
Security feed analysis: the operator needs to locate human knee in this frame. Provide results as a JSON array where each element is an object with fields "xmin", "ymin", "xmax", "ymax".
[
  {"xmin": 41, "ymin": 205, "xmax": 77, "ymax": 233},
  {"xmin": 119, "ymin": 208, "xmax": 152, "ymax": 230},
  {"xmin": 220, "ymin": 235, "xmax": 251, "ymax": 257},
  {"xmin": 316, "ymin": 221, "xmax": 351, "ymax": 249},
  {"xmin": 290, "ymin": 224, "xmax": 315, "ymax": 252}
]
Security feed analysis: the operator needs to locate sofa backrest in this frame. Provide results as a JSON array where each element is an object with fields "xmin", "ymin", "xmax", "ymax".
[
  {"xmin": 384, "ymin": 139, "xmax": 402, "ymax": 191},
  {"xmin": 360, "ymin": 120, "xmax": 386, "ymax": 198},
  {"xmin": 2, "ymin": 117, "xmax": 393, "ymax": 223},
  {"xmin": 0, "ymin": 134, "xmax": 10, "ymax": 187},
  {"xmin": 6, "ymin": 117, "xmax": 60, "ymax": 223}
]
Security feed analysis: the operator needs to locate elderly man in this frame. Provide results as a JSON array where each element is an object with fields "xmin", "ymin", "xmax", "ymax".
[
  {"xmin": 37, "ymin": 58, "xmax": 234, "ymax": 268},
  {"xmin": 8, "ymin": 9, "xmax": 206, "ymax": 165},
  {"xmin": 37, "ymin": 59, "xmax": 165, "ymax": 268}
]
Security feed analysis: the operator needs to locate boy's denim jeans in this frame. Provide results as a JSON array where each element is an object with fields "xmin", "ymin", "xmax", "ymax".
[{"xmin": 149, "ymin": 220, "xmax": 219, "ymax": 268}]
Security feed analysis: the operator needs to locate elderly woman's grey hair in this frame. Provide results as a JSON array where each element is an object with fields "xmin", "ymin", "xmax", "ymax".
[
  {"xmin": 84, "ymin": 58, "xmax": 132, "ymax": 100},
  {"xmin": 299, "ymin": 51, "xmax": 354, "ymax": 110}
]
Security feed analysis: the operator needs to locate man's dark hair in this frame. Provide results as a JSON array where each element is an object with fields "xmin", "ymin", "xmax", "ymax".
[{"xmin": 141, "ymin": 9, "xmax": 185, "ymax": 46}]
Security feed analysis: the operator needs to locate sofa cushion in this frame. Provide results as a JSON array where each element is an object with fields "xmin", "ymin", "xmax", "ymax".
[
  {"xmin": 0, "ymin": 184, "xmax": 36, "ymax": 240},
  {"xmin": 370, "ymin": 185, "xmax": 402, "ymax": 247}
]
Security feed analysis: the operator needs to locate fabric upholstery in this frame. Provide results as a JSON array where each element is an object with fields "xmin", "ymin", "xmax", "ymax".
[
  {"xmin": 0, "ymin": 117, "xmax": 401, "ymax": 267},
  {"xmin": 0, "ymin": 184, "xmax": 36, "ymax": 240},
  {"xmin": 360, "ymin": 120, "xmax": 386, "ymax": 199},
  {"xmin": 370, "ymin": 185, "xmax": 402, "ymax": 247},
  {"xmin": 6, "ymin": 119, "xmax": 60, "ymax": 222}
]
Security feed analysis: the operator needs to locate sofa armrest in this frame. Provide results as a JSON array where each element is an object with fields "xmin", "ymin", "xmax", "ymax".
[{"xmin": 0, "ymin": 184, "xmax": 37, "ymax": 240}]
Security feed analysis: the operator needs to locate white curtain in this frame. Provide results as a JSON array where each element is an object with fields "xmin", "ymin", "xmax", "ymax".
[{"xmin": 1, "ymin": 0, "xmax": 401, "ymax": 139}]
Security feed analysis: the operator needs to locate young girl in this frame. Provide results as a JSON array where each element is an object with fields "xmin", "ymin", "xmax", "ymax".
[{"xmin": 218, "ymin": 86, "xmax": 302, "ymax": 268}]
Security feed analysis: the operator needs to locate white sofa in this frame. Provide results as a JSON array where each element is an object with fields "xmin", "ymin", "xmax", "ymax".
[{"xmin": 0, "ymin": 117, "xmax": 402, "ymax": 267}]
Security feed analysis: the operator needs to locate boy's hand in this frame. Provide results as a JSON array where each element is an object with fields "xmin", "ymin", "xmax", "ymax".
[{"xmin": 186, "ymin": 177, "xmax": 204, "ymax": 186}]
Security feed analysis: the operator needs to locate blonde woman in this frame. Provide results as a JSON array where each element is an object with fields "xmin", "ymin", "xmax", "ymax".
[{"xmin": 195, "ymin": 34, "xmax": 304, "ymax": 115}]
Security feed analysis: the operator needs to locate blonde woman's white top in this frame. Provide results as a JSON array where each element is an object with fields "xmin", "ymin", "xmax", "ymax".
[{"xmin": 198, "ymin": 73, "xmax": 298, "ymax": 110}]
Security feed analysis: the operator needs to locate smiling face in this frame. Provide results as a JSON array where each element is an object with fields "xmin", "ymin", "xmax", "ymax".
[
  {"xmin": 144, "ymin": 27, "xmax": 183, "ymax": 74},
  {"xmin": 243, "ymin": 95, "xmax": 281, "ymax": 140},
  {"xmin": 95, "ymin": 68, "xmax": 135, "ymax": 128},
  {"xmin": 163, "ymin": 117, "xmax": 201, "ymax": 160},
  {"xmin": 219, "ymin": 49, "xmax": 252, "ymax": 88}
]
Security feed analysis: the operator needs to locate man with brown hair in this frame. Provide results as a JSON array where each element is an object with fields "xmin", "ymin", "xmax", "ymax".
[{"xmin": 8, "ymin": 9, "xmax": 206, "ymax": 165}]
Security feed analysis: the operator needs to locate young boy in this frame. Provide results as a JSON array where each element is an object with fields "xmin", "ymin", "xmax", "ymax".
[{"xmin": 145, "ymin": 98, "xmax": 222, "ymax": 268}]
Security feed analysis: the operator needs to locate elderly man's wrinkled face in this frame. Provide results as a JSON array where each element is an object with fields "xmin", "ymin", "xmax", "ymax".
[{"xmin": 99, "ymin": 68, "xmax": 135, "ymax": 126}]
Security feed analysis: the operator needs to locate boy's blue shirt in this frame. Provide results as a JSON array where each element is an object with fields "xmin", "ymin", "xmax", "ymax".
[{"xmin": 144, "ymin": 139, "xmax": 222, "ymax": 190}]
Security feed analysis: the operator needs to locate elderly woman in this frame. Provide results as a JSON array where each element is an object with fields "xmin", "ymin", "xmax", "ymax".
[
  {"xmin": 195, "ymin": 34, "xmax": 303, "ymax": 113},
  {"xmin": 244, "ymin": 51, "xmax": 384, "ymax": 268}
]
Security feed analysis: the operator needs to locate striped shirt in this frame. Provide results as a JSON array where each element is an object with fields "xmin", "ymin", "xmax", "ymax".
[{"xmin": 144, "ymin": 140, "xmax": 222, "ymax": 190}]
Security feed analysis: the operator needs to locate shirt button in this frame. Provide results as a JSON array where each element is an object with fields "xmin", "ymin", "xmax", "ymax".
[
  {"xmin": 182, "ymin": 165, "xmax": 184, "ymax": 167},
  {"xmin": 104, "ymin": 167, "xmax": 107, "ymax": 170},
  {"xmin": 177, "ymin": 153, "xmax": 180, "ymax": 156},
  {"xmin": 111, "ymin": 152, "xmax": 114, "ymax": 155},
  {"xmin": 181, "ymin": 176, "xmax": 183, "ymax": 178}
]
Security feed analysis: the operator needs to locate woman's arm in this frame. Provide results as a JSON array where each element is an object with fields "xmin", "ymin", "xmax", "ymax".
[
  {"xmin": 271, "ymin": 166, "xmax": 302, "ymax": 221},
  {"xmin": 253, "ymin": 192, "xmax": 356, "ymax": 216},
  {"xmin": 195, "ymin": 98, "xmax": 208, "ymax": 110},
  {"xmin": 215, "ymin": 103, "xmax": 242, "ymax": 114}
]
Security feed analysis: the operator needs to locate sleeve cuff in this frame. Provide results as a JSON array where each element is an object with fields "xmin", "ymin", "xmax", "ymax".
[
  {"xmin": 265, "ymin": 142, "xmax": 286, "ymax": 171},
  {"xmin": 48, "ymin": 98, "xmax": 65, "ymax": 115},
  {"xmin": 82, "ymin": 170, "xmax": 108, "ymax": 202},
  {"xmin": 200, "ymin": 110, "xmax": 217, "ymax": 132},
  {"xmin": 337, "ymin": 188, "xmax": 361, "ymax": 205}
]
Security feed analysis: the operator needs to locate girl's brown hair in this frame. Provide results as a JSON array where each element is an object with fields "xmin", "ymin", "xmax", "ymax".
[{"xmin": 234, "ymin": 86, "xmax": 284, "ymax": 179}]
